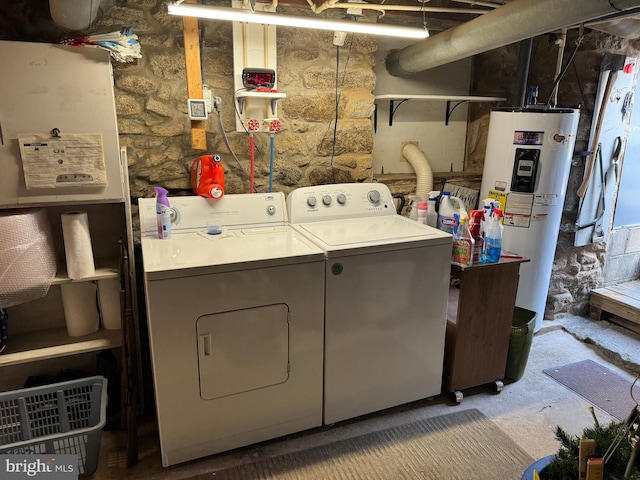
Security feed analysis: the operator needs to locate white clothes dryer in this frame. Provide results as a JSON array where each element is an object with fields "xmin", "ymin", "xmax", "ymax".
[
  {"xmin": 287, "ymin": 183, "xmax": 452, "ymax": 425},
  {"xmin": 139, "ymin": 193, "xmax": 325, "ymax": 466}
]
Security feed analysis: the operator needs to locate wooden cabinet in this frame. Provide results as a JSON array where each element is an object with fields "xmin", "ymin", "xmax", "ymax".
[{"xmin": 444, "ymin": 257, "xmax": 529, "ymax": 402}]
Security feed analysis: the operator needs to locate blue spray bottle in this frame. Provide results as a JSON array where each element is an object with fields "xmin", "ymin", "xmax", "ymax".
[{"xmin": 155, "ymin": 187, "xmax": 172, "ymax": 239}]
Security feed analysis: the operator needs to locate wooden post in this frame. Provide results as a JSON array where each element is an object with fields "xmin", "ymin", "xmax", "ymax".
[{"xmin": 182, "ymin": 0, "xmax": 207, "ymax": 151}]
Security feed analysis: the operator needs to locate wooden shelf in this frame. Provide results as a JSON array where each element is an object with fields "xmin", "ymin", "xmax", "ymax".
[
  {"xmin": 375, "ymin": 94, "xmax": 506, "ymax": 102},
  {"xmin": 52, "ymin": 265, "xmax": 119, "ymax": 285},
  {"xmin": 235, "ymin": 90, "xmax": 287, "ymax": 118},
  {"xmin": 0, "ymin": 327, "xmax": 122, "ymax": 368},
  {"xmin": 373, "ymin": 94, "xmax": 506, "ymax": 130}
]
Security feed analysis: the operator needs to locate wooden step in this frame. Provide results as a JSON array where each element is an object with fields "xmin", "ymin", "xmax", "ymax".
[{"xmin": 590, "ymin": 279, "xmax": 640, "ymax": 325}]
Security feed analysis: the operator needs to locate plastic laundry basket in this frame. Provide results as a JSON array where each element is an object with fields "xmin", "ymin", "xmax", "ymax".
[
  {"xmin": 0, "ymin": 376, "xmax": 108, "ymax": 477},
  {"xmin": 505, "ymin": 307, "xmax": 537, "ymax": 382}
]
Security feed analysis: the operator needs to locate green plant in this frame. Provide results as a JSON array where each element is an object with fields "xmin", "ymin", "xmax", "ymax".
[{"xmin": 542, "ymin": 419, "xmax": 640, "ymax": 480}]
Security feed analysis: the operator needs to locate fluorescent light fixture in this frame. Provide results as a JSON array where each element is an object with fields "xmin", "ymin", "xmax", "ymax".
[{"xmin": 168, "ymin": 2, "xmax": 429, "ymax": 39}]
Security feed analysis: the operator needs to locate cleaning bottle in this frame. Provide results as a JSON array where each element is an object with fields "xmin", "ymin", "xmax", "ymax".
[
  {"xmin": 483, "ymin": 208, "xmax": 503, "ymax": 263},
  {"xmin": 451, "ymin": 211, "xmax": 474, "ymax": 267},
  {"xmin": 417, "ymin": 201, "xmax": 428, "ymax": 224},
  {"xmin": 426, "ymin": 197, "xmax": 438, "ymax": 228},
  {"xmin": 468, "ymin": 210, "xmax": 485, "ymax": 264},
  {"xmin": 191, "ymin": 154, "xmax": 225, "ymax": 199},
  {"xmin": 437, "ymin": 191, "xmax": 465, "ymax": 234},
  {"xmin": 155, "ymin": 186, "xmax": 172, "ymax": 239},
  {"xmin": 407, "ymin": 195, "xmax": 420, "ymax": 221}
]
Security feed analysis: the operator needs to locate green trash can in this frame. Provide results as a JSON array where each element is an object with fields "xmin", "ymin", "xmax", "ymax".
[{"xmin": 505, "ymin": 307, "xmax": 537, "ymax": 382}]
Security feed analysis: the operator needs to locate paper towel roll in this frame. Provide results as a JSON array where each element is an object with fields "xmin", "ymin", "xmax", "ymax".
[
  {"xmin": 61, "ymin": 211, "xmax": 96, "ymax": 279},
  {"xmin": 0, "ymin": 208, "xmax": 56, "ymax": 308},
  {"xmin": 97, "ymin": 278, "xmax": 121, "ymax": 330},
  {"xmin": 60, "ymin": 282, "xmax": 100, "ymax": 337}
]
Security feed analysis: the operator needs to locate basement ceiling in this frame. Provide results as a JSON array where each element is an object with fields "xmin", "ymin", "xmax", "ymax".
[{"xmin": 275, "ymin": 0, "xmax": 640, "ymax": 38}]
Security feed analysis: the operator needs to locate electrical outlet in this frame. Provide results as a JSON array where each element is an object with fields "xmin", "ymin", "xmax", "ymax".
[
  {"xmin": 333, "ymin": 31, "xmax": 346, "ymax": 47},
  {"xmin": 399, "ymin": 141, "xmax": 419, "ymax": 162},
  {"xmin": 203, "ymin": 84, "xmax": 213, "ymax": 113}
]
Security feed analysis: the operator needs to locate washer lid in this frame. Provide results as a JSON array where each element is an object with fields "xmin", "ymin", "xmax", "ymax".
[
  {"xmin": 295, "ymin": 215, "xmax": 452, "ymax": 254},
  {"xmin": 142, "ymin": 226, "xmax": 324, "ymax": 280}
]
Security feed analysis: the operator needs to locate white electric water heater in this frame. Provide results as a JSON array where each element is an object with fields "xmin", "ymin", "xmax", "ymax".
[{"xmin": 479, "ymin": 107, "xmax": 580, "ymax": 332}]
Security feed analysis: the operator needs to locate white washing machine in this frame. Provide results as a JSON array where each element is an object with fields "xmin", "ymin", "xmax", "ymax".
[
  {"xmin": 286, "ymin": 183, "xmax": 452, "ymax": 425},
  {"xmin": 139, "ymin": 193, "xmax": 325, "ymax": 466}
]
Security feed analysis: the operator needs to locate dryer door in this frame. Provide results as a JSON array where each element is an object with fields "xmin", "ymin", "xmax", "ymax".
[{"xmin": 197, "ymin": 303, "xmax": 290, "ymax": 400}]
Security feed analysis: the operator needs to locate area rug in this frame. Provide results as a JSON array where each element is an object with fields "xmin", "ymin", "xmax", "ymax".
[
  {"xmin": 193, "ymin": 408, "xmax": 534, "ymax": 480},
  {"xmin": 543, "ymin": 359, "xmax": 640, "ymax": 421}
]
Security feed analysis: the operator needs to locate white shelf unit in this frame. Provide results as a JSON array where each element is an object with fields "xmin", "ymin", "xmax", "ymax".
[
  {"xmin": 374, "ymin": 94, "xmax": 506, "ymax": 130},
  {"xmin": 0, "ymin": 202, "xmax": 131, "ymax": 390},
  {"xmin": 0, "ymin": 41, "xmax": 138, "ymax": 396}
]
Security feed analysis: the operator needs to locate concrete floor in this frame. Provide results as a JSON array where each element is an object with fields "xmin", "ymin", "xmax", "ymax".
[{"xmin": 94, "ymin": 315, "xmax": 640, "ymax": 480}]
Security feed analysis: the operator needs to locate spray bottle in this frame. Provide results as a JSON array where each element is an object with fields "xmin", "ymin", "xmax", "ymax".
[
  {"xmin": 191, "ymin": 154, "xmax": 225, "ymax": 199},
  {"xmin": 451, "ymin": 210, "xmax": 474, "ymax": 267},
  {"xmin": 155, "ymin": 187, "xmax": 172, "ymax": 239},
  {"xmin": 483, "ymin": 208, "xmax": 503, "ymax": 263}
]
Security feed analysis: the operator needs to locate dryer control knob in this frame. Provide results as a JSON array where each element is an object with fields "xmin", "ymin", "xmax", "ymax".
[
  {"xmin": 367, "ymin": 190, "xmax": 381, "ymax": 204},
  {"xmin": 307, "ymin": 196, "xmax": 317, "ymax": 207},
  {"xmin": 322, "ymin": 195, "xmax": 332, "ymax": 206},
  {"xmin": 337, "ymin": 194, "xmax": 347, "ymax": 205}
]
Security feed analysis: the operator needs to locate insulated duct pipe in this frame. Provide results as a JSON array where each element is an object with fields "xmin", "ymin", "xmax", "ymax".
[
  {"xmin": 386, "ymin": 0, "xmax": 640, "ymax": 76},
  {"xmin": 402, "ymin": 143, "xmax": 433, "ymax": 202},
  {"xmin": 50, "ymin": 0, "xmax": 101, "ymax": 32}
]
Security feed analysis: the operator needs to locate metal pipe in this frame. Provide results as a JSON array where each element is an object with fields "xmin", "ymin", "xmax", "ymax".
[
  {"xmin": 386, "ymin": 0, "xmax": 640, "ymax": 76},
  {"xmin": 449, "ymin": 0, "xmax": 502, "ymax": 8},
  {"xmin": 551, "ymin": 28, "xmax": 568, "ymax": 108},
  {"xmin": 319, "ymin": 3, "xmax": 491, "ymax": 15},
  {"xmin": 513, "ymin": 38, "xmax": 533, "ymax": 108}
]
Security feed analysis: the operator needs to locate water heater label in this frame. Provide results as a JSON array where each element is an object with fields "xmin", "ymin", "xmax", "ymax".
[
  {"xmin": 534, "ymin": 194, "xmax": 558, "ymax": 206},
  {"xmin": 513, "ymin": 131, "xmax": 544, "ymax": 145},
  {"xmin": 504, "ymin": 193, "xmax": 534, "ymax": 228},
  {"xmin": 504, "ymin": 213, "xmax": 531, "ymax": 228}
]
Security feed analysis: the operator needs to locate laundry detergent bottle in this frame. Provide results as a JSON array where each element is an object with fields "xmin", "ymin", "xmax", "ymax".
[
  {"xmin": 155, "ymin": 186, "xmax": 172, "ymax": 239},
  {"xmin": 437, "ymin": 192, "xmax": 465, "ymax": 234},
  {"xmin": 191, "ymin": 154, "xmax": 225, "ymax": 199}
]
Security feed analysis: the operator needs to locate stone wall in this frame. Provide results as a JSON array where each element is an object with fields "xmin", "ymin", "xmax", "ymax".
[{"xmin": 102, "ymin": 2, "xmax": 376, "ymax": 206}]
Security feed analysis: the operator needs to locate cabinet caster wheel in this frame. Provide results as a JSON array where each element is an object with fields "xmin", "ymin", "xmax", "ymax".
[
  {"xmin": 451, "ymin": 391, "xmax": 463, "ymax": 404},
  {"xmin": 492, "ymin": 380, "xmax": 504, "ymax": 393}
]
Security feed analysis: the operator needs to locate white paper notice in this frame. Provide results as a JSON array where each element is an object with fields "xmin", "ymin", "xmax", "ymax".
[
  {"xmin": 19, "ymin": 133, "xmax": 107, "ymax": 189},
  {"xmin": 504, "ymin": 193, "xmax": 534, "ymax": 228}
]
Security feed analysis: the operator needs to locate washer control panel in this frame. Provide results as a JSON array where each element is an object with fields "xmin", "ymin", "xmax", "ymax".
[
  {"xmin": 139, "ymin": 192, "xmax": 285, "ymax": 235},
  {"xmin": 287, "ymin": 183, "xmax": 396, "ymax": 223}
]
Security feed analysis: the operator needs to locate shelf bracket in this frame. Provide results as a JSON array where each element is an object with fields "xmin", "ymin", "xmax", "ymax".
[
  {"xmin": 389, "ymin": 99, "xmax": 409, "ymax": 127},
  {"xmin": 446, "ymin": 100, "xmax": 468, "ymax": 126},
  {"xmin": 373, "ymin": 103, "xmax": 378, "ymax": 133},
  {"xmin": 237, "ymin": 97, "xmax": 246, "ymax": 115}
]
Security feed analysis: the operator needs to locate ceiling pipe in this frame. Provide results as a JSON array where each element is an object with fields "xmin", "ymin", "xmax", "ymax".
[
  {"xmin": 314, "ymin": 3, "xmax": 491, "ymax": 15},
  {"xmin": 386, "ymin": 0, "xmax": 640, "ymax": 76},
  {"xmin": 49, "ymin": 0, "xmax": 101, "ymax": 32}
]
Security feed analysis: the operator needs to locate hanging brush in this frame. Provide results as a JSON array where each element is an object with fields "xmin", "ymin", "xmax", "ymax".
[{"xmin": 62, "ymin": 26, "xmax": 142, "ymax": 63}]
